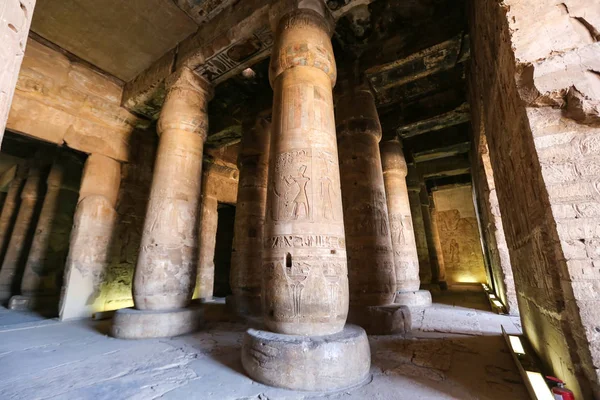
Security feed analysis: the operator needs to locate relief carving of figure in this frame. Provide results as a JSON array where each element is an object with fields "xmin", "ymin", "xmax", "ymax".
[
  {"xmin": 448, "ymin": 238, "xmax": 460, "ymax": 263},
  {"xmin": 318, "ymin": 151, "xmax": 339, "ymax": 221},
  {"xmin": 286, "ymin": 165, "xmax": 310, "ymax": 220},
  {"xmin": 271, "ymin": 150, "xmax": 312, "ymax": 221},
  {"xmin": 373, "ymin": 190, "xmax": 389, "ymax": 236}
]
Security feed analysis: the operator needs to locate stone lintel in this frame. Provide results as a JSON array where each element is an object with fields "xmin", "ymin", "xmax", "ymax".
[
  {"xmin": 418, "ymin": 156, "xmax": 471, "ymax": 180},
  {"xmin": 413, "ymin": 141, "xmax": 471, "ymax": 163},
  {"xmin": 398, "ymin": 102, "xmax": 471, "ymax": 138}
]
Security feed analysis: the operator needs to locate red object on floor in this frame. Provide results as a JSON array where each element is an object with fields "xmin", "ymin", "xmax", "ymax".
[{"xmin": 546, "ymin": 376, "xmax": 575, "ymax": 400}]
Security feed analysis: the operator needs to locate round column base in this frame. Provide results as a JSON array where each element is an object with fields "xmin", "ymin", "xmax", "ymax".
[
  {"xmin": 111, "ymin": 304, "xmax": 202, "ymax": 339},
  {"xmin": 394, "ymin": 290, "xmax": 432, "ymax": 307},
  {"xmin": 242, "ymin": 324, "xmax": 371, "ymax": 391},
  {"xmin": 226, "ymin": 294, "xmax": 262, "ymax": 318},
  {"xmin": 8, "ymin": 294, "xmax": 59, "ymax": 316},
  {"xmin": 347, "ymin": 304, "xmax": 411, "ymax": 335}
]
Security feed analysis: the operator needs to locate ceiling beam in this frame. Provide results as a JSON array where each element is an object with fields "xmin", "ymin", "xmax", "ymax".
[
  {"xmin": 365, "ymin": 33, "xmax": 470, "ymax": 96},
  {"xmin": 413, "ymin": 141, "xmax": 471, "ymax": 163},
  {"xmin": 397, "ymin": 102, "xmax": 470, "ymax": 138},
  {"xmin": 418, "ymin": 156, "xmax": 471, "ymax": 179}
]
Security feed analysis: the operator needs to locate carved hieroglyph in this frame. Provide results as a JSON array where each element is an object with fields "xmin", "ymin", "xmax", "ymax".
[
  {"xmin": 59, "ymin": 153, "xmax": 120, "ymax": 320},
  {"xmin": 230, "ymin": 117, "xmax": 271, "ymax": 315},
  {"xmin": 0, "ymin": 163, "xmax": 44, "ymax": 303},
  {"xmin": 19, "ymin": 153, "xmax": 81, "ymax": 301},
  {"xmin": 380, "ymin": 139, "xmax": 421, "ymax": 292},
  {"xmin": 133, "ymin": 68, "xmax": 213, "ymax": 311},
  {"xmin": 0, "ymin": 0, "xmax": 36, "ymax": 145},
  {"xmin": 263, "ymin": 6, "xmax": 348, "ymax": 336},
  {"xmin": 336, "ymin": 88, "xmax": 396, "ymax": 306}
]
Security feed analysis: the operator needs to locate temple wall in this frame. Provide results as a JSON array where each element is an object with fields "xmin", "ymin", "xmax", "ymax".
[
  {"xmin": 469, "ymin": 0, "xmax": 600, "ymax": 397},
  {"xmin": 431, "ymin": 185, "xmax": 486, "ymax": 285},
  {"xmin": 7, "ymin": 38, "xmax": 144, "ymax": 162}
]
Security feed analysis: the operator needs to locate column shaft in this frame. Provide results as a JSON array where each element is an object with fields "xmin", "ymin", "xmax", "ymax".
[
  {"xmin": 0, "ymin": 164, "xmax": 27, "ymax": 263},
  {"xmin": 196, "ymin": 192, "xmax": 218, "ymax": 300},
  {"xmin": 336, "ymin": 89, "xmax": 395, "ymax": 306},
  {"xmin": 133, "ymin": 68, "xmax": 212, "ymax": 310},
  {"xmin": 230, "ymin": 117, "xmax": 271, "ymax": 315},
  {"xmin": 0, "ymin": 164, "xmax": 44, "ymax": 303},
  {"xmin": 14, "ymin": 153, "xmax": 81, "ymax": 309},
  {"xmin": 59, "ymin": 153, "xmax": 120, "ymax": 320},
  {"xmin": 429, "ymin": 198, "xmax": 447, "ymax": 285},
  {"xmin": 263, "ymin": 6, "xmax": 348, "ymax": 336},
  {"xmin": 380, "ymin": 140, "xmax": 420, "ymax": 292}
]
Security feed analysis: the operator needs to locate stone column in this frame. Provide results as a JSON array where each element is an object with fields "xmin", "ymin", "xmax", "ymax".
[
  {"xmin": 242, "ymin": 1, "xmax": 370, "ymax": 392},
  {"xmin": 112, "ymin": 68, "xmax": 212, "ymax": 339},
  {"xmin": 195, "ymin": 186, "xmax": 218, "ymax": 300},
  {"xmin": 0, "ymin": 164, "xmax": 44, "ymax": 303},
  {"xmin": 408, "ymin": 187, "xmax": 432, "ymax": 285},
  {"xmin": 0, "ymin": 164, "xmax": 27, "ymax": 263},
  {"xmin": 380, "ymin": 139, "xmax": 431, "ymax": 307},
  {"xmin": 429, "ymin": 196, "xmax": 447, "ymax": 288},
  {"xmin": 0, "ymin": 0, "xmax": 36, "ymax": 145},
  {"xmin": 9, "ymin": 153, "xmax": 81, "ymax": 314},
  {"xmin": 59, "ymin": 153, "xmax": 120, "ymax": 320},
  {"xmin": 229, "ymin": 116, "xmax": 271, "ymax": 317},
  {"xmin": 336, "ymin": 88, "xmax": 409, "ymax": 334}
]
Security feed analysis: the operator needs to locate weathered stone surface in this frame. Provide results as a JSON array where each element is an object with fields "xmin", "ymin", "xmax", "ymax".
[
  {"xmin": 0, "ymin": 164, "xmax": 27, "ymax": 265},
  {"xmin": 59, "ymin": 154, "xmax": 120, "ymax": 320},
  {"xmin": 469, "ymin": 0, "xmax": 600, "ymax": 397},
  {"xmin": 132, "ymin": 68, "xmax": 212, "ymax": 312},
  {"xmin": 431, "ymin": 185, "xmax": 487, "ymax": 285},
  {"xmin": 407, "ymin": 185, "xmax": 432, "ymax": 285},
  {"xmin": 380, "ymin": 139, "xmax": 425, "ymax": 301},
  {"xmin": 112, "ymin": 301, "xmax": 203, "ymax": 339},
  {"xmin": 10, "ymin": 152, "xmax": 82, "ymax": 313},
  {"xmin": 0, "ymin": 0, "xmax": 35, "ymax": 146},
  {"xmin": 0, "ymin": 163, "xmax": 45, "ymax": 303},
  {"xmin": 262, "ymin": 5, "xmax": 348, "ymax": 336},
  {"xmin": 428, "ymin": 197, "xmax": 447, "ymax": 286},
  {"xmin": 7, "ymin": 38, "xmax": 146, "ymax": 162},
  {"xmin": 394, "ymin": 290, "xmax": 432, "ymax": 307},
  {"xmin": 230, "ymin": 116, "xmax": 271, "ymax": 316},
  {"xmin": 337, "ymin": 88, "xmax": 395, "ymax": 307},
  {"xmin": 241, "ymin": 324, "xmax": 371, "ymax": 391}
]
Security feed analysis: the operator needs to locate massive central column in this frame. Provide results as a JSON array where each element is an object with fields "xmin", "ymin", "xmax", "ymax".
[
  {"xmin": 229, "ymin": 116, "xmax": 271, "ymax": 317},
  {"xmin": 112, "ymin": 68, "xmax": 212, "ymax": 339},
  {"xmin": 380, "ymin": 139, "xmax": 431, "ymax": 307},
  {"xmin": 242, "ymin": 1, "xmax": 370, "ymax": 391},
  {"xmin": 336, "ymin": 88, "xmax": 410, "ymax": 334}
]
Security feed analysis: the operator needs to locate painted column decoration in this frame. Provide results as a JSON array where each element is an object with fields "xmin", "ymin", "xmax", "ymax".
[
  {"xmin": 112, "ymin": 68, "xmax": 212, "ymax": 339},
  {"xmin": 241, "ymin": 1, "xmax": 370, "ymax": 392},
  {"xmin": 0, "ymin": 0, "xmax": 36, "ymax": 145},
  {"xmin": 0, "ymin": 163, "xmax": 44, "ymax": 303},
  {"xmin": 380, "ymin": 139, "xmax": 431, "ymax": 306},
  {"xmin": 59, "ymin": 153, "xmax": 120, "ymax": 320},
  {"xmin": 9, "ymin": 153, "xmax": 81, "ymax": 313},
  {"xmin": 336, "ymin": 88, "xmax": 396, "ymax": 307},
  {"xmin": 229, "ymin": 116, "xmax": 271, "ymax": 316}
]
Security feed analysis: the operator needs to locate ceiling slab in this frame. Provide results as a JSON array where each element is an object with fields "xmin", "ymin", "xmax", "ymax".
[{"xmin": 31, "ymin": 0, "xmax": 198, "ymax": 82}]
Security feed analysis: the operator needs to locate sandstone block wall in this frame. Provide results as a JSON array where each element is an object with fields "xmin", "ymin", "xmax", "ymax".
[
  {"xmin": 0, "ymin": 0, "xmax": 35, "ymax": 145},
  {"xmin": 469, "ymin": 0, "xmax": 600, "ymax": 397},
  {"xmin": 431, "ymin": 185, "xmax": 486, "ymax": 285},
  {"xmin": 7, "ymin": 38, "xmax": 144, "ymax": 162}
]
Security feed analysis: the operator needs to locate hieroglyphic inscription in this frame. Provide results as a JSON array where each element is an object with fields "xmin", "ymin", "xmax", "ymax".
[
  {"xmin": 317, "ymin": 150, "xmax": 341, "ymax": 221},
  {"xmin": 265, "ymin": 235, "xmax": 345, "ymax": 249},
  {"xmin": 271, "ymin": 149, "xmax": 312, "ymax": 221}
]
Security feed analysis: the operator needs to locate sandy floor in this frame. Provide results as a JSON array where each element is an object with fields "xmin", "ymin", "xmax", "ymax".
[{"xmin": 0, "ymin": 289, "xmax": 528, "ymax": 400}]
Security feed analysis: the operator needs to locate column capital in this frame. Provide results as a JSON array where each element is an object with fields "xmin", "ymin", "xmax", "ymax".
[
  {"xmin": 158, "ymin": 67, "xmax": 213, "ymax": 139},
  {"xmin": 336, "ymin": 88, "xmax": 382, "ymax": 141},
  {"xmin": 380, "ymin": 138, "xmax": 408, "ymax": 177},
  {"xmin": 269, "ymin": 3, "xmax": 336, "ymax": 87}
]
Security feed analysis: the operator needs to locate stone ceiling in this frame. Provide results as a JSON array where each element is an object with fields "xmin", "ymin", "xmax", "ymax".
[{"xmin": 30, "ymin": 0, "xmax": 233, "ymax": 82}]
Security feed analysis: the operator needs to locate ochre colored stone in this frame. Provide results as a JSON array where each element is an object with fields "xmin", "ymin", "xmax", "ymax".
[
  {"xmin": 229, "ymin": 116, "xmax": 271, "ymax": 317},
  {"xmin": 59, "ymin": 153, "xmax": 120, "ymax": 320},
  {"xmin": 133, "ymin": 68, "xmax": 212, "ymax": 311},
  {"xmin": 196, "ymin": 193, "xmax": 218, "ymax": 300},
  {"xmin": 263, "ymin": 5, "xmax": 348, "ymax": 336},
  {"xmin": 336, "ymin": 88, "xmax": 396, "ymax": 307}
]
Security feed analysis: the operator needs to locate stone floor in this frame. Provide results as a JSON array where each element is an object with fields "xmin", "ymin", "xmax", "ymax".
[{"xmin": 0, "ymin": 288, "xmax": 528, "ymax": 400}]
